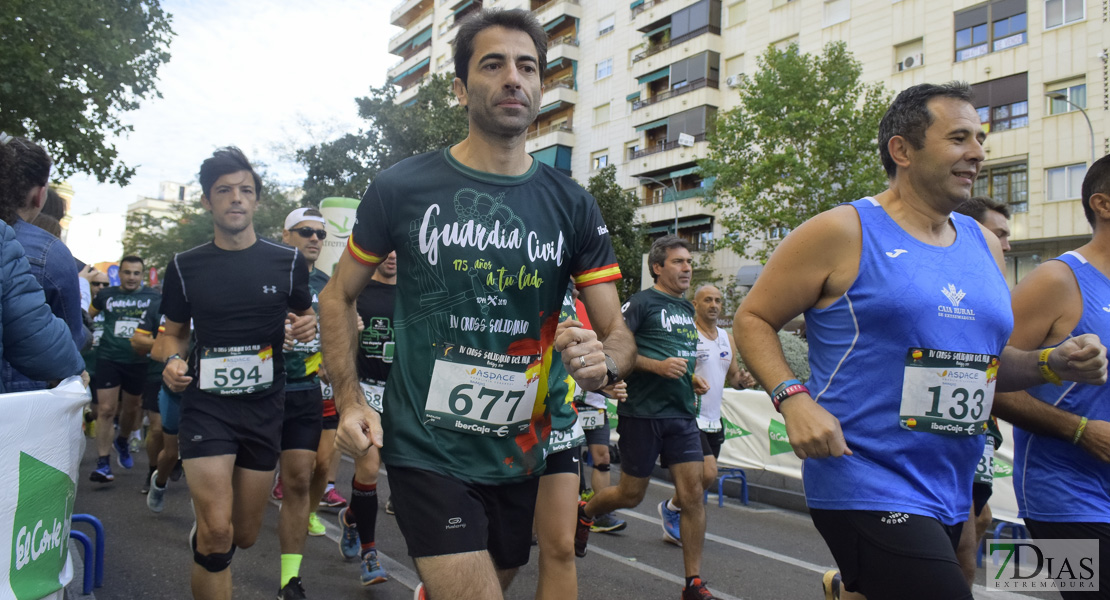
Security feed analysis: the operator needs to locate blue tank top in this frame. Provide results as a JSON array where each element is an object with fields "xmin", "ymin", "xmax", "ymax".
[
  {"xmin": 1016, "ymin": 251, "xmax": 1110, "ymax": 523},
  {"xmin": 802, "ymin": 198, "xmax": 1013, "ymax": 525}
]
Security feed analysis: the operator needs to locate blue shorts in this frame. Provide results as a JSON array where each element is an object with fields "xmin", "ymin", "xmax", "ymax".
[
  {"xmin": 158, "ymin": 387, "xmax": 182, "ymax": 435},
  {"xmin": 616, "ymin": 415, "xmax": 703, "ymax": 478}
]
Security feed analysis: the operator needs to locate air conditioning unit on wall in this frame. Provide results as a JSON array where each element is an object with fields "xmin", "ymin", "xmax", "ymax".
[
  {"xmin": 726, "ymin": 74, "xmax": 743, "ymax": 87},
  {"xmin": 897, "ymin": 53, "xmax": 923, "ymax": 71}
]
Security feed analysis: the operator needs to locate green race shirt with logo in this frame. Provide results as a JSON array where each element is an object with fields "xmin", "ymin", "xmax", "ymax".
[
  {"xmin": 347, "ymin": 149, "xmax": 620, "ymax": 484},
  {"xmin": 81, "ymin": 313, "xmax": 105, "ymax": 376},
  {"xmin": 620, "ymin": 288, "xmax": 698, "ymax": 419},
  {"xmin": 284, "ymin": 268, "xmax": 330, "ymax": 391},
  {"xmin": 92, "ymin": 286, "xmax": 161, "ymax": 365}
]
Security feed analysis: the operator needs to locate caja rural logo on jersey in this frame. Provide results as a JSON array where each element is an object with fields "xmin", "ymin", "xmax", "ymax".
[
  {"xmin": 938, "ymin": 283, "xmax": 976, "ymax": 321},
  {"xmin": 9, "ymin": 452, "xmax": 75, "ymax": 599}
]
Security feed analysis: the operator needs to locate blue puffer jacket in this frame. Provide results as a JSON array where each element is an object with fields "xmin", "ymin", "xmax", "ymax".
[{"xmin": 0, "ymin": 220, "xmax": 84, "ymax": 394}]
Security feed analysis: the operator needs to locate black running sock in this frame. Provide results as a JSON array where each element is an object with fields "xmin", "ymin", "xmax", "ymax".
[
  {"xmin": 685, "ymin": 576, "xmax": 701, "ymax": 588},
  {"xmin": 115, "ymin": 435, "xmax": 128, "ymax": 449},
  {"xmin": 350, "ymin": 477, "xmax": 378, "ymax": 551}
]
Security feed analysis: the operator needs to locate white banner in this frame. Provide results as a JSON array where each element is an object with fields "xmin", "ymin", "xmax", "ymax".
[{"xmin": 0, "ymin": 377, "xmax": 89, "ymax": 600}]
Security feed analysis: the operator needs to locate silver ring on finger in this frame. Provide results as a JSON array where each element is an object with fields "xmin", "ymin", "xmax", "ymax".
[{"xmin": 579, "ymin": 355, "xmax": 587, "ymax": 368}]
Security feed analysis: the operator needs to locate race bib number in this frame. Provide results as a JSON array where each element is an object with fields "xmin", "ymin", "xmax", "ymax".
[
  {"xmin": 579, "ymin": 407, "xmax": 606, "ymax": 430},
  {"xmin": 900, "ymin": 347, "xmax": 999, "ymax": 436},
  {"xmin": 974, "ymin": 439, "xmax": 994, "ymax": 485},
  {"xmin": 697, "ymin": 416, "xmax": 723, "ymax": 433},
  {"xmin": 548, "ymin": 419, "xmax": 585, "ymax": 454},
  {"xmin": 92, "ymin": 328, "xmax": 104, "ymax": 347},
  {"xmin": 114, "ymin": 318, "xmax": 140, "ymax": 339},
  {"xmin": 360, "ymin": 380, "xmax": 385, "ymax": 414},
  {"xmin": 199, "ymin": 345, "xmax": 274, "ymax": 396},
  {"xmin": 424, "ymin": 343, "xmax": 539, "ymax": 438},
  {"xmin": 320, "ymin": 382, "xmax": 333, "ymax": 400}
]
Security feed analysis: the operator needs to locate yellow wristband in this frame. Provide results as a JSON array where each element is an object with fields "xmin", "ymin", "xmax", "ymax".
[
  {"xmin": 1039, "ymin": 347, "xmax": 1063, "ymax": 386},
  {"xmin": 1073, "ymin": 416, "xmax": 1089, "ymax": 445}
]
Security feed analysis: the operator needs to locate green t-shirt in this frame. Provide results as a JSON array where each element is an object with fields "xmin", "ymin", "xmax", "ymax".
[
  {"xmin": 619, "ymin": 287, "xmax": 698, "ymax": 419},
  {"xmin": 347, "ymin": 148, "xmax": 620, "ymax": 484},
  {"xmin": 284, "ymin": 268, "xmax": 329, "ymax": 390},
  {"xmin": 92, "ymin": 286, "xmax": 161, "ymax": 365},
  {"xmin": 81, "ymin": 313, "xmax": 105, "ymax": 376},
  {"xmin": 548, "ymin": 288, "xmax": 578, "ymax": 434}
]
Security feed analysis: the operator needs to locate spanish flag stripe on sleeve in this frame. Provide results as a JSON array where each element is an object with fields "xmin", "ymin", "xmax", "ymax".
[
  {"xmin": 135, "ymin": 328, "xmax": 154, "ymax": 336},
  {"xmin": 574, "ymin": 264, "xmax": 622, "ymax": 287},
  {"xmin": 346, "ymin": 237, "xmax": 383, "ymax": 266}
]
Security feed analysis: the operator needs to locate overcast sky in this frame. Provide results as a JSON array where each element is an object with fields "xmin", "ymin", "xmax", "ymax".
[{"xmin": 66, "ymin": 0, "xmax": 396, "ymax": 216}]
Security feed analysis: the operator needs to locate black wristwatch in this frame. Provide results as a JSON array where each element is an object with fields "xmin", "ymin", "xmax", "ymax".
[{"xmin": 604, "ymin": 354, "xmax": 620, "ymax": 386}]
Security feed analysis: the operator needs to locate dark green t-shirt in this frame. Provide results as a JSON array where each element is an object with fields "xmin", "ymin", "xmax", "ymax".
[
  {"xmin": 548, "ymin": 289, "xmax": 578, "ymax": 433},
  {"xmin": 620, "ymin": 287, "xmax": 697, "ymax": 419},
  {"xmin": 81, "ymin": 313, "xmax": 105, "ymax": 376},
  {"xmin": 347, "ymin": 148, "xmax": 620, "ymax": 484},
  {"xmin": 92, "ymin": 286, "xmax": 161, "ymax": 365},
  {"xmin": 284, "ymin": 268, "xmax": 329, "ymax": 390}
]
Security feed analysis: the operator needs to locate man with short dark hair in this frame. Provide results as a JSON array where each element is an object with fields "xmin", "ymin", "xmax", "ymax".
[
  {"xmin": 956, "ymin": 195, "xmax": 1011, "ymax": 252},
  {"xmin": 319, "ymin": 9, "xmax": 635, "ymax": 600}
]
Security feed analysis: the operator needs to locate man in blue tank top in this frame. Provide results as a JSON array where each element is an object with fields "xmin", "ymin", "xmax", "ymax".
[
  {"xmin": 993, "ymin": 154, "xmax": 1110, "ymax": 599},
  {"xmin": 734, "ymin": 83, "xmax": 1107, "ymax": 600}
]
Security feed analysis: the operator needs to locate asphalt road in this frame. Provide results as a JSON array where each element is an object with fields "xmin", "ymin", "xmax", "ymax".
[{"xmin": 70, "ymin": 438, "xmax": 1055, "ymax": 600}]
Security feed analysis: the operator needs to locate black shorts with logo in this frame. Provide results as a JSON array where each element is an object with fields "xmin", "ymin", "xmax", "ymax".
[
  {"xmin": 544, "ymin": 445, "xmax": 583, "ymax": 476},
  {"xmin": 281, "ymin": 386, "xmax": 323, "ymax": 452},
  {"xmin": 811, "ymin": 509, "xmax": 972, "ymax": 600},
  {"xmin": 1024, "ymin": 519, "xmax": 1110, "ymax": 600},
  {"xmin": 701, "ymin": 428, "xmax": 725, "ymax": 459},
  {"xmin": 617, "ymin": 415, "xmax": 703, "ymax": 478},
  {"xmin": 95, "ymin": 358, "xmax": 147, "ymax": 396},
  {"xmin": 387, "ymin": 465, "xmax": 539, "ymax": 569},
  {"xmin": 178, "ymin": 385, "xmax": 284, "ymax": 471}
]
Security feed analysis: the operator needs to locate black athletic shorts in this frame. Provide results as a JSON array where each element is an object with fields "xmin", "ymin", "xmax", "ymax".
[
  {"xmin": 141, "ymin": 379, "xmax": 162, "ymax": 412},
  {"xmin": 810, "ymin": 509, "xmax": 972, "ymax": 600},
  {"xmin": 281, "ymin": 386, "xmax": 323, "ymax": 452},
  {"xmin": 1024, "ymin": 519, "xmax": 1110, "ymax": 600},
  {"xmin": 618, "ymin": 415, "xmax": 703, "ymax": 478},
  {"xmin": 178, "ymin": 386, "xmax": 284, "ymax": 471},
  {"xmin": 95, "ymin": 358, "xmax": 147, "ymax": 396},
  {"xmin": 584, "ymin": 414, "xmax": 610, "ymax": 448},
  {"xmin": 322, "ymin": 413, "xmax": 338, "ymax": 430},
  {"xmin": 972, "ymin": 482, "xmax": 993, "ymax": 517},
  {"xmin": 387, "ymin": 465, "xmax": 539, "ymax": 569},
  {"xmin": 544, "ymin": 445, "xmax": 583, "ymax": 476},
  {"xmin": 701, "ymin": 429, "xmax": 725, "ymax": 459}
]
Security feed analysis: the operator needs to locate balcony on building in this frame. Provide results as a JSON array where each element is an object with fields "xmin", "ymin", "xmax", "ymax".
[
  {"xmin": 389, "ymin": 24, "xmax": 433, "ymax": 62},
  {"xmin": 632, "ymin": 0, "xmax": 721, "ymax": 66},
  {"xmin": 448, "ymin": 0, "xmax": 484, "ymax": 30},
  {"xmin": 637, "ymin": 163, "xmax": 715, "ymax": 247},
  {"xmin": 532, "ymin": 0, "xmax": 582, "ymax": 27},
  {"xmin": 389, "ymin": 49, "xmax": 431, "ymax": 96},
  {"xmin": 630, "ymin": 105, "xmax": 715, "ymax": 173},
  {"xmin": 391, "ymin": 0, "xmax": 433, "ymax": 28},
  {"xmin": 526, "ymin": 93, "xmax": 575, "ymax": 160},
  {"xmin": 388, "ymin": 10, "xmax": 433, "ymax": 56},
  {"xmin": 544, "ymin": 12, "xmax": 579, "ymax": 66},
  {"xmin": 529, "ymin": 144, "xmax": 573, "ymax": 175},
  {"xmin": 630, "ymin": 51, "xmax": 720, "ymax": 128}
]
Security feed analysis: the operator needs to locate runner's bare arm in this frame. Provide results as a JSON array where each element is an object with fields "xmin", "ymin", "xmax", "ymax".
[
  {"xmin": 562, "ymin": 281, "xmax": 635, "ymax": 391},
  {"xmin": 287, "ymin": 307, "xmax": 317, "ymax": 344},
  {"xmin": 735, "ymin": 206, "xmax": 861, "ymax": 460},
  {"xmin": 131, "ymin": 329, "xmax": 155, "ymax": 356},
  {"xmin": 319, "ymin": 251, "xmax": 381, "ymax": 455},
  {"xmin": 157, "ymin": 319, "xmax": 193, "ymax": 392},
  {"xmin": 635, "ymin": 355, "xmax": 688, "ymax": 379},
  {"xmin": 724, "ymin": 332, "xmax": 749, "ymax": 389}
]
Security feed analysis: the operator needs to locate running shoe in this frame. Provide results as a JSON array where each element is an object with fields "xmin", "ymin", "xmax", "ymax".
[
  {"xmin": 659, "ymin": 500, "xmax": 682, "ymax": 546},
  {"xmin": 360, "ymin": 549, "xmax": 389, "ymax": 586},
  {"xmin": 277, "ymin": 576, "xmax": 307, "ymax": 600},
  {"xmin": 307, "ymin": 513, "xmax": 325, "ymax": 536},
  {"xmin": 574, "ymin": 500, "xmax": 593, "ymax": 558},
  {"xmin": 591, "ymin": 512, "xmax": 627, "ymax": 533},
  {"xmin": 128, "ymin": 432, "xmax": 142, "ymax": 454},
  {"xmin": 320, "ymin": 487, "xmax": 348, "ymax": 509},
  {"xmin": 580, "ymin": 488, "xmax": 595, "ymax": 503},
  {"xmin": 147, "ymin": 471, "xmax": 166, "ymax": 513},
  {"xmin": 385, "ymin": 498, "xmax": 395, "ymax": 515},
  {"xmin": 822, "ymin": 570, "xmax": 842, "ymax": 600},
  {"xmin": 681, "ymin": 577, "xmax": 722, "ymax": 600},
  {"xmin": 113, "ymin": 437, "xmax": 134, "ymax": 469},
  {"xmin": 140, "ymin": 468, "xmax": 154, "ymax": 494},
  {"xmin": 89, "ymin": 457, "xmax": 114, "ymax": 483},
  {"xmin": 271, "ymin": 476, "xmax": 283, "ymax": 500},
  {"xmin": 170, "ymin": 459, "xmax": 184, "ymax": 482},
  {"xmin": 414, "ymin": 582, "xmax": 426, "ymax": 600},
  {"xmin": 337, "ymin": 507, "xmax": 360, "ymax": 559}
]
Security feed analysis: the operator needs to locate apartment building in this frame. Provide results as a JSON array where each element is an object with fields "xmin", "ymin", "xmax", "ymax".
[{"xmin": 387, "ymin": 0, "xmax": 1108, "ymax": 286}]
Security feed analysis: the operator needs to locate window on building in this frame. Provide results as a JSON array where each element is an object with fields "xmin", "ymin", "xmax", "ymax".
[
  {"xmin": 954, "ymin": 0, "xmax": 1026, "ymax": 62},
  {"xmin": 594, "ymin": 103, "xmax": 611, "ymax": 124},
  {"xmin": 970, "ymin": 73, "xmax": 1029, "ymax": 133},
  {"xmin": 972, "ymin": 163, "xmax": 1028, "ymax": 213},
  {"xmin": 725, "ymin": 54, "xmax": 745, "ymax": 86},
  {"xmin": 728, "ymin": 1, "xmax": 747, "ymax": 26},
  {"xmin": 894, "ymin": 39, "xmax": 924, "ymax": 71},
  {"xmin": 823, "ymin": 0, "xmax": 850, "ymax": 26},
  {"xmin": 626, "ymin": 142, "xmax": 641, "ymax": 159},
  {"xmin": 599, "ymin": 14, "xmax": 615, "ymax": 36},
  {"xmin": 773, "ymin": 36, "xmax": 798, "ymax": 51},
  {"xmin": 1047, "ymin": 81, "xmax": 1087, "ymax": 115},
  {"xmin": 592, "ymin": 151, "xmax": 609, "ymax": 170},
  {"xmin": 596, "ymin": 58, "xmax": 613, "ymax": 80},
  {"xmin": 1046, "ymin": 163, "xmax": 1087, "ymax": 202},
  {"xmin": 1045, "ymin": 0, "xmax": 1084, "ymax": 28}
]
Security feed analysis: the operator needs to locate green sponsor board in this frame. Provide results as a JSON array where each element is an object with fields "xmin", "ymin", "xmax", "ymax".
[
  {"xmin": 10, "ymin": 452, "xmax": 75, "ymax": 599},
  {"xmin": 992, "ymin": 457, "xmax": 1013, "ymax": 478},
  {"xmin": 606, "ymin": 399, "xmax": 619, "ymax": 429},
  {"xmin": 769, "ymin": 419, "xmax": 793, "ymax": 456},
  {"xmin": 722, "ymin": 417, "xmax": 752, "ymax": 440}
]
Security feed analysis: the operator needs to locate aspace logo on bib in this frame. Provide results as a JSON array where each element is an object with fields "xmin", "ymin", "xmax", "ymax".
[{"xmin": 9, "ymin": 452, "xmax": 75, "ymax": 600}]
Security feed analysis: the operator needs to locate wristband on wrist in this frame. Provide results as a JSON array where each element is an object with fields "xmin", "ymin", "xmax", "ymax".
[
  {"xmin": 771, "ymin": 378, "xmax": 808, "ymax": 412},
  {"xmin": 1038, "ymin": 347, "xmax": 1063, "ymax": 386},
  {"xmin": 165, "ymin": 353, "xmax": 182, "ymax": 365},
  {"xmin": 1073, "ymin": 416, "xmax": 1089, "ymax": 445}
]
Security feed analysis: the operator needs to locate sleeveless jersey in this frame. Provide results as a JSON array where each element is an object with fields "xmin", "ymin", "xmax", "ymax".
[
  {"xmin": 1016, "ymin": 251, "xmax": 1110, "ymax": 523},
  {"xmin": 695, "ymin": 326, "xmax": 731, "ymax": 426},
  {"xmin": 803, "ymin": 198, "xmax": 1012, "ymax": 525},
  {"xmin": 619, "ymin": 288, "xmax": 698, "ymax": 419}
]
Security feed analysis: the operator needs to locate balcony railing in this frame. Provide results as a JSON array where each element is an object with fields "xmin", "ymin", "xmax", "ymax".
[
  {"xmin": 548, "ymin": 33, "xmax": 579, "ymax": 48},
  {"xmin": 533, "ymin": 0, "xmax": 579, "ymax": 12},
  {"xmin": 631, "ymin": 0, "xmax": 669, "ymax": 18},
  {"xmin": 526, "ymin": 122, "xmax": 573, "ymax": 141},
  {"xmin": 546, "ymin": 76, "xmax": 575, "ymax": 90},
  {"xmin": 632, "ymin": 26, "xmax": 720, "ymax": 62},
  {"xmin": 631, "ymin": 133, "xmax": 706, "ymax": 159},
  {"xmin": 388, "ymin": 9, "xmax": 433, "ymax": 43},
  {"xmin": 641, "ymin": 187, "xmax": 710, "ymax": 205},
  {"xmin": 632, "ymin": 78, "xmax": 717, "ymax": 111}
]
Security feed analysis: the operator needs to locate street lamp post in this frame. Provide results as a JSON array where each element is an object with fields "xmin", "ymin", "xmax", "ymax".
[
  {"xmin": 1045, "ymin": 91, "xmax": 1096, "ymax": 164},
  {"xmin": 638, "ymin": 175, "xmax": 679, "ymax": 233}
]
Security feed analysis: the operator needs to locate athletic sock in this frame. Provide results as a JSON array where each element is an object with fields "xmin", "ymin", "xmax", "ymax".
[
  {"xmin": 325, "ymin": 481, "xmax": 335, "ymax": 493},
  {"xmin": 280, "ymin": 554, "xmax": 302, "ymax": 587},
  {"xmin": 115, "ymin": 435, "xmax": 128, "ymax": 449},
  {"xmin": 667, "ymin": 498, "xmax": 681, "ymax": 513},
  {"xmin": 350, "ymin": 478, "xmax": 378, "ymax": 550},
  {"xmin": 685, "ymin": 575, "xmax": 701, "ymax": 588}
]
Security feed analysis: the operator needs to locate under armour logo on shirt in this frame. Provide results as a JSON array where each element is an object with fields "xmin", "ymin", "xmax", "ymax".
[{"xmin": 262, "ymin": 285, "xmax": 278, "ymax": 294}]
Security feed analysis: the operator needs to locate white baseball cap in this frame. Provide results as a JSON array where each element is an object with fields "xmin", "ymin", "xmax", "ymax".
[{"xmin": 284, "ymin": 207, "xmax": 326, "ymax": 231}]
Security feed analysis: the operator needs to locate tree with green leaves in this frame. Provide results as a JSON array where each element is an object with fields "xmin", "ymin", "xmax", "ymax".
[
  {"xmin": 585, "ymin": 165, "xmax": 648, "ymax": 301},
  {"xmin": 296, "ymin": 72, "xmax": 468, "ymax": 205},
  {"xmin": 700, "ymin": 41, "xmax": 890, "ymax": 262},
  {"xmin": 0, "ymin": 0, "xmax": 174, "ymax": 185}
]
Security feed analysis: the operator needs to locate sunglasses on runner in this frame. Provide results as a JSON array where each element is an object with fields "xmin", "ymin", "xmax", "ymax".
[{"xmin": 291, "ymin": 227, "xmax": 327, "ymax": 240}]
